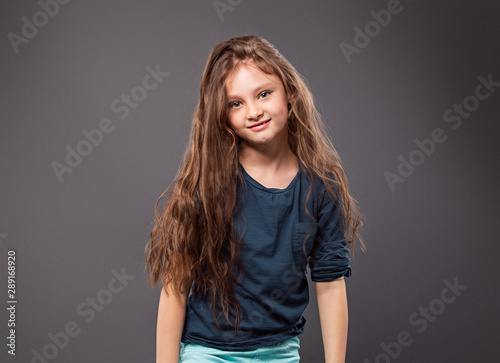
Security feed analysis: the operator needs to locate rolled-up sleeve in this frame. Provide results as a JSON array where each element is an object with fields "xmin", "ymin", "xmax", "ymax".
[{"xmin": 308, "ymin": 184, "xmax": 352, "ymax": 282}]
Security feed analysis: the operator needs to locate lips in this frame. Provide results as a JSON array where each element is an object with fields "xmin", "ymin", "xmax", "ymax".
[{"xmin": 249, "ymin": 120, "xmax": 270, "ymax": 129}]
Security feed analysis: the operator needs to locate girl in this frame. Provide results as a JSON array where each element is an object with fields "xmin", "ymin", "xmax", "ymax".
[{"xmin": 145, "ymin": 35, "xmax": 364, "ymax": 363}]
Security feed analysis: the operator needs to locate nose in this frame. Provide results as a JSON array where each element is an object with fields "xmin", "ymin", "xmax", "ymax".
[{"xmin": 246, "ymin": 101, "xmax": 263, "ymax": 121}]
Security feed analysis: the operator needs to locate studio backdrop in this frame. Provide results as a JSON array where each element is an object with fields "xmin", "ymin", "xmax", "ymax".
[{"xmin": 1, "ymin": 0, "xmax": 499, "ymax": 362}]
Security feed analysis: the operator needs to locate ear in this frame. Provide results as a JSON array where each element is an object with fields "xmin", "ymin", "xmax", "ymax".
[{"xmin": 287, "ymin": 93, "xmax": 294, "ymax": 112}]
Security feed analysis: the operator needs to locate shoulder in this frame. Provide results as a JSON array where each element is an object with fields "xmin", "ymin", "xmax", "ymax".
[{"xmin": 299, "ymin": 164, "xmax": 339, "ymax": 199}]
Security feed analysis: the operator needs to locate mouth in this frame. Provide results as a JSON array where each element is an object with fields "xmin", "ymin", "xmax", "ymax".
[{"xmin": 248, "ymin": 120, "xmax": 270, "ymax": 129}]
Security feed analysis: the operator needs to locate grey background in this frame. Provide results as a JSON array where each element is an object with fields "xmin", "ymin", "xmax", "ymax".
[{"xmin": 1, "ymin": 0, "xmax": 499, "ymax": 362}]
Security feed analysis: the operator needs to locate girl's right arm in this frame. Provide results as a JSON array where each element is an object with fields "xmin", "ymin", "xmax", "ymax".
[{"xmin": 156, "ymin": 279, "xmax": 191, "ymax": 363}]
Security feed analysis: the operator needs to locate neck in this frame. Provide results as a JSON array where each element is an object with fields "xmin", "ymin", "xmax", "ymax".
[{"xmin": 238, "ymin": 139, "xmax": 298, "ymax": 173}]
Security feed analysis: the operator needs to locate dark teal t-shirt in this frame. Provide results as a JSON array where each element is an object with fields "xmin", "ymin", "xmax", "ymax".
[{"xmin": 181, "ymin": 162, "xmax": 351, "ymax": 350}]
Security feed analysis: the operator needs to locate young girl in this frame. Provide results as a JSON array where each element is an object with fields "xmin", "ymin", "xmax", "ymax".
[{"xmin": 145, "ymin": 35, "xmax": 364, "ymax": 363}]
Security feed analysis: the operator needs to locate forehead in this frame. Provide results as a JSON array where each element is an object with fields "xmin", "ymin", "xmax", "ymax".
[{"xmin": 225, "ymin": 61, "xmax": 281, "ymax": 92}]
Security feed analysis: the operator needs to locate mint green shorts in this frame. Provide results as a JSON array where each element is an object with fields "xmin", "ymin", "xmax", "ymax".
[{"xmin": 179, "ymin": 336, "xmax": 300, "ymax": 362}]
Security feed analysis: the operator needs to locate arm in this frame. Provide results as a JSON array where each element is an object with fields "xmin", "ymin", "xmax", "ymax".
[
  {"xmin": 316, "ymin": 277, "xmax": 348, "ymax": 363},
  {"xmin": 156, "ymin": 279, "xmax": 191, "ymax": 363}
]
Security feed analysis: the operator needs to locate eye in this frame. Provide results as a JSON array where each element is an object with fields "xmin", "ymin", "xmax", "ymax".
[
  {"xmin": 259, "ymin": 91, "xmax": 272, "ymax": 99},
  {"xmin": 228, "ymin": 101, "xmax": 242, "ymax": 108}
]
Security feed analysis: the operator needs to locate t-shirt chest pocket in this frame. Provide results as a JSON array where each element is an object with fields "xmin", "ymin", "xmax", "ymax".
[{"xmin": 293, "ymin": 222, "xmax": 318, "ymax": 272}]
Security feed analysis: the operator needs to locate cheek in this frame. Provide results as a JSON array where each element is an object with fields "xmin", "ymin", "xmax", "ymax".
[
  {"xmin": 228, "ymin": 109, "xmax": 243, "ymax": 124},
  {"xmin": 273, "ymin": 98, "xmax": 289, "ymax": 115},
  {"xmin": 277, "ymin": 105, "xmax": 289, "ymax": 120},
  {"xmin": 227, "ymin": 114, "xmax": 239, "ymax": 130}
]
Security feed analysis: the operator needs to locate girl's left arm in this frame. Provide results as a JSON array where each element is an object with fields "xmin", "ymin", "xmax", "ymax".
[{"xmin": 316, "ymin": 277, "xmax": 348, "ymax": 363}]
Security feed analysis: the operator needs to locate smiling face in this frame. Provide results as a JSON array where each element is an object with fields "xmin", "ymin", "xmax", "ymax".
[{"xmin": 225, "ymin": 61, "xmax": 290, "ymax": 153}]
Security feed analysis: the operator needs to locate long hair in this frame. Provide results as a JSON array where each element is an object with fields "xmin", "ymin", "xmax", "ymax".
[{"xmin": 145, "ymin": 35, "xmax": 365, "ymax": 334}]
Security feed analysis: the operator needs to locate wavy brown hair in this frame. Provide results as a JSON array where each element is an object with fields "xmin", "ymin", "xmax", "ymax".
[{"xmin": 145, "ymin": 35, "xmax": 365, "ymax": 334}]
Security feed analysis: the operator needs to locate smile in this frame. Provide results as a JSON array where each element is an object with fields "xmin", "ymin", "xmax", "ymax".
[{"xmin": 249, "ymin": 120, "xmax": 270, "ymax": 131}]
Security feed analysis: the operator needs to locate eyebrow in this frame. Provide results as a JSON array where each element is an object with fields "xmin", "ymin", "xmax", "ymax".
[{"xmin": 226, "ymin": 81, "xmax": 277, "ymax": 100}]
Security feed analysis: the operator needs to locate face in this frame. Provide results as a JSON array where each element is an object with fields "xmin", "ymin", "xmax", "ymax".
[{"xmin": 225, "ymin": 61, "xmax": 290, "ymax": 152}]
